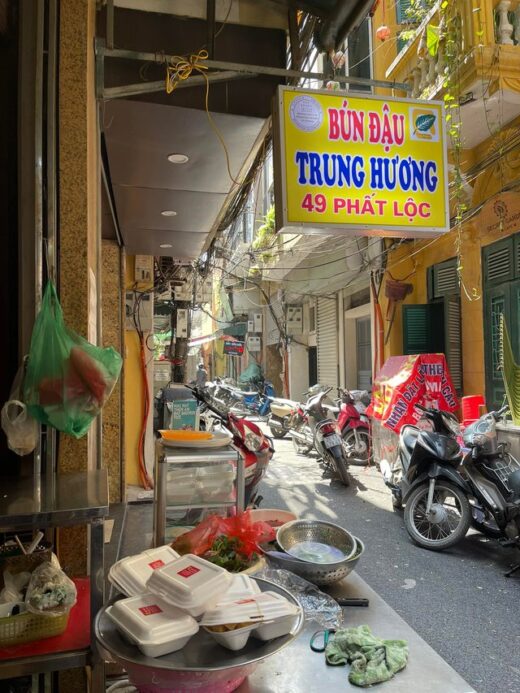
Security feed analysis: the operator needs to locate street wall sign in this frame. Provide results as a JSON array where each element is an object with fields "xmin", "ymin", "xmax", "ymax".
[
  {"xmin": 273, "ymin": 86, "xmax": 449, "ymax": 238},
  {"xmin": 478, "ymin": 191, "xmax": 520, "ymax": 236},
  {"xmin": 223, "ymin": 340, "xmax": 245, "ymax": 356}
]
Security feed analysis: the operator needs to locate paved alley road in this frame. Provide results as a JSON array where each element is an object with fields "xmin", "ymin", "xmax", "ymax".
[{"xmin": 259, "ymin": 435, "xmax": 520, "ymax": 693}]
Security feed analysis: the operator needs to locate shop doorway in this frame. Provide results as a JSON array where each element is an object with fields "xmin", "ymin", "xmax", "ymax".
[
  {"xmin": 356, "ymin": 316, "xmax": 372, "ymax": 390},
  {"xmin": 308, "ymin": 346, "xmax": 318, "ymax": 387}
]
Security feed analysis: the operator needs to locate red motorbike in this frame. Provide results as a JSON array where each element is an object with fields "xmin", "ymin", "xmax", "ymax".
[
  {"xmin": 335, "ymin": 388, "xmax": 372, "ymax": 466},
  {"xmin": 187, "ymin": 385, "xmax": 273, "ymax": 507}
]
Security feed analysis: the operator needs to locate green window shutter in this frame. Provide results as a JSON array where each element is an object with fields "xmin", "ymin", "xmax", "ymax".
[
  {"xmin": 402, "ymin": 303, "xmax": 444, "ymax": 354},
  {"xmin": 427, "ymin": 258, "xmax": 459, "ymax": 300},
  {"xmin": 483, "ymin": 237, "xmax": 514, "ymax": 286},
  {"xmin": 444, "ymin": 295, "xmax": 463, "ymax": 392},
  {"xmin": 396, "ymin": 0, "xmax": 413, "ymax": 24}
]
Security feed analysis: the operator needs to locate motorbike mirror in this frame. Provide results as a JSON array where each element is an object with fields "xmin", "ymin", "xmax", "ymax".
[{"xmin": 493, "ymin": 405, "xmax": 509, "ymax": 420}]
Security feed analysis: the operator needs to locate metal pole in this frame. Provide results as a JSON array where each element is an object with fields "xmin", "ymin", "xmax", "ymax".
[
  {"xmin": 97, "ymin": 45, "xmax": 412, "ymax": 92},
  {"xmin": 45, "ymin": 0, "xmax": 58, "ymax": 478},
  {"xmin": 102, "ymin": 70, "xmax": 257, "ymax": 100}
]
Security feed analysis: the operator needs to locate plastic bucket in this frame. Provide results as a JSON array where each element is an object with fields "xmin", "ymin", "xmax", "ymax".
[
  {"xmin": 461, "ymin": 395, "xmax": 485, "ymax": 424},
  {"xmin": 125, "ymin": 661, "xmax": 259, "ymax": 692}
]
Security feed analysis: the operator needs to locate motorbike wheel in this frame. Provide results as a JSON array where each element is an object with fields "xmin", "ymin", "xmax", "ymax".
[
  {"xmin": 342, "ymin": 429, "xmax": 372, "ymax": 466},
  {"xmin": 404, "ymin": 481, "xmax": 471, "ymax": 550},
  {"xmin": 328, "ymin": 445, "xmax": 351, "ymax": 486},
  {"xmin": 269, "ymin": 424, "xmax": 287, "ymax": 439}
]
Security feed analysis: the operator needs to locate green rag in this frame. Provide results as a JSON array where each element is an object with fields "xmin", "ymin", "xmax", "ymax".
[{"xmin": 325, "ymin": 625, "xmax": 408, "ymax": 687}]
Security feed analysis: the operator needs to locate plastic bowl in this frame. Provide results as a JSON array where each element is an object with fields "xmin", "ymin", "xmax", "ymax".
[{"xmin": 248, "ymin": 509, "xmax": 297, "ymax": 528}]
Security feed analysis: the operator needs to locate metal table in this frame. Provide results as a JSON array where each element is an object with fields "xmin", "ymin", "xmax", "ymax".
[
  {"xmin": 0, "ymin": 470, "xmax": 109, "ymax": 691},
  {"xmin": 238, "ymin": 571, "xmax": 476, "ymax": 693},
  {"xmin": 154, "ymin": 443, "xmax": 244, "ymax": 545}
]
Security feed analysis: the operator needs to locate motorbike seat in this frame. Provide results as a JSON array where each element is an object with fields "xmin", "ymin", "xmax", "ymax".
[
  {"xmin": 400, "ymin": 425, "xmax": 420, "ymax": 471},
  {"xmin": 241, "ymin": 390, "xmax": 259, "ymax": 397}
]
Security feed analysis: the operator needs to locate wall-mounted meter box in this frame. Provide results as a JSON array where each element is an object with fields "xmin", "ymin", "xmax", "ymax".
[
  {"xmin": 135, "ymin": 255, "xmax": 154, "ymax": 283},
  {"xmin": 125, "ymin": 291, "xmax": 153, "ymax": 332},
  {"xmin": 176, "ymin": 308, "xmax": 189, "ymax": 339},
  {"xmin": 247, "ymin": 335, "xmax": 261, "ymax": 352},
  {"xmin": 247, "ymin": 320, "xmax": 254, "ymax": 332},
  {"xmin": 195, "ymin": 278, "xmax": 213, "ymax": 304},
  {"xmin": 287, "ymin": 305, "xmax": 303, "ymax": 334},
  {"xmin": 174, "ymin": 284, "xmax": 192, "ymax": 302},
  {"xmin": 253, "ymin": 312, "xmax": 263, "ymax": 333}
]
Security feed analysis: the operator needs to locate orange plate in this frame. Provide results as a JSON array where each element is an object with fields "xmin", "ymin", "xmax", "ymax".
[{"xmin": 159, "ymin": 430, "xmax": 213, "ymax": 441}]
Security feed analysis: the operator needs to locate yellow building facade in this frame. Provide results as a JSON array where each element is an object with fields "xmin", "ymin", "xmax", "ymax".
[{"xmin": 371, "ymin": 0, "xmax": 520, "ymax": 407}]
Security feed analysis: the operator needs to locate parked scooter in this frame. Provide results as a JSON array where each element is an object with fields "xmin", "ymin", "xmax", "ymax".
[
  {"xmin": 187, "ymin": 385, "xmax": 274, "ymax": 507},
  {"xmin": 382, "ymin": 404, "xmax": 520, "ymax": 570},
  {"xmin": 290, "ymin": 386, "xmax": 351, "ymax": 486},
  {"xmin": 335, "ymin": 388, "xmax": 372, "ymax": 466},
  {"xmin": 267, "ymin": 396, "xmax": 300, "ymax": 439},
  {"xmin": 232, "ymin": 380, "xmax": 275, "ymax": 418}
]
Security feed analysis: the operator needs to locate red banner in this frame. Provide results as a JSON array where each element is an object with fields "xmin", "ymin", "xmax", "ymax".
[{"xmin": 367, "ymin": 353, "xmax": 458, "ymax": 433}]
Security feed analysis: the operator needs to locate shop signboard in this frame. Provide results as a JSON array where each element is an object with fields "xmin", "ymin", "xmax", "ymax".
[
  {"xmin": 273, "ymin": 87, "xmax": 449, "ymax": 238},
  {"xmin": 367, "ymin": 353, "xmax": 458, "ymax": 433},
  {"xmin": 224, "ymin": 340, "xmax": 245, "ymax": 356}
]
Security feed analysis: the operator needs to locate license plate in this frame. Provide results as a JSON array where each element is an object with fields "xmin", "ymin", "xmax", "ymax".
[{"xmin": 324, "ymin": 434, "xmax": 341, "ymax": 448}]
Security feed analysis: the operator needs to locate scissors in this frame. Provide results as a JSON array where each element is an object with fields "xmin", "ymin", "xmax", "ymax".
[{"xmin": 309, "ymin": 628, "xmax": 336, "ymax": 653}]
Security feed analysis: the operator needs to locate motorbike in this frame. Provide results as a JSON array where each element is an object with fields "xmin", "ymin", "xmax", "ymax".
[
  {"xmin": 335, "ymin": 388, "xmax": 372, "ymax": 466},
  {"xmin": 382, "ymin": 404, "xmax": 520, "ymax": 570},
  {"xmin": 267, "ymin": 396, "xmax": 300, "ymax": 439},
  {"xmin": 187, "ymin": 385, "xmax": 274, "ymax": 507},
  {"xmin": 232, "ymin": 380, "xmax": 275, "ymax": 418},
  {"xmin": 289, "ymin": 386, "xmax": 351, "ymax": 486}
]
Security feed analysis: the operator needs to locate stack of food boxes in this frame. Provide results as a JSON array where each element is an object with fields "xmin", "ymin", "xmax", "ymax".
[{"xmin": 107, "ymin": 548, "xmax": 301, "ymax": 658}]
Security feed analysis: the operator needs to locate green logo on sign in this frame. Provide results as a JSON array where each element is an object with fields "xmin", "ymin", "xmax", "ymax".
[{"xmin": 415, "ymin": 114, "xmax": 436, "ymax": 133}]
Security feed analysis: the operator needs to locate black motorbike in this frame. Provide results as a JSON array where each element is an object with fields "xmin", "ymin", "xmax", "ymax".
[{"xmin": 382, "ymin": 404, "xmax": 520, "ymax": 570}]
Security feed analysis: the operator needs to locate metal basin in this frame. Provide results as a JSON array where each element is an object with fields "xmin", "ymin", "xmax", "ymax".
[
  {"xmin": 270, "ymin": 523, "xmax": 364, "ymax": 586},
  {"xmin": 277, "ymin": 520, "xmax": 356, "ymax": 563}
]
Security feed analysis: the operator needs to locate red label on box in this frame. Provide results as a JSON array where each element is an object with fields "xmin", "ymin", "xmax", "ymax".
[
  {"xmin": 236, "ymin": 599, "xmax": 255, "ymax": 604},
  {"xmin": 148, "ymin": 559, "xmax": 165, "ymax": 570},
  {"xmin": 139, "ymin": 605, "xmax": 163, "ymax": 616},
  {"xmin": 178, "ymin": 565, "xmax": 201, "ymax": 578}
]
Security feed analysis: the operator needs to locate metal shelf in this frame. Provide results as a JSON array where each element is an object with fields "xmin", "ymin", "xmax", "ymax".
[
  {"xmin": 166, "ymin": 501, "xmax": 236, "ymax": 510},
  {"xmin": 154, "ymin": 443, "xmax": 245, "ymax": 545},
  {"xmin": 0, "ymin": 469, "xmax": 109, "ymax": 531},
  {"xmin": 0, "ymin": 471, "xmax": 108, "ymax": 690}
]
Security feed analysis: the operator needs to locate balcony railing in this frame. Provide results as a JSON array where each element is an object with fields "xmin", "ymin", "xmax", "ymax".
[{"xmin": 386, "ymin": 0, "xmax": 520, "ymax": 99}]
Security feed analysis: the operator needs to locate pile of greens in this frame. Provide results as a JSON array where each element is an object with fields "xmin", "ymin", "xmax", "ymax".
[{"xmin": 204, "ymin": 535, "xmax": 258, "ymax": 573}]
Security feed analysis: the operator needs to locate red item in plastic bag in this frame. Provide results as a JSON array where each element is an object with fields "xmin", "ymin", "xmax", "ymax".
[{"xmin": 171, "ymin": 511, "xmax": 275, "ymax": 559}]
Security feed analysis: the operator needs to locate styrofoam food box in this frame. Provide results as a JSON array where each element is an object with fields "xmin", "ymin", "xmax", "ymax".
[
  {"xmin": 201, "ymin": 590, "xmax": 301, "ymax": 650},
  {"xmin": 146, "ymin": 554, "xmax": 232, "ymax": 618},
  {"xmin": 218, "ymin": 574, "xmax": 261, "ymax": 602},
  {"xmin": 109, "ymin": 546, "xmax": 180, "ymax": 597},
  {"xmin": 203, "ymin": 623, "xmax": 258, "ymax": 652},
  {"xmin": 107, "ymin": 593, "xmax": 199, "ymax": 658}
]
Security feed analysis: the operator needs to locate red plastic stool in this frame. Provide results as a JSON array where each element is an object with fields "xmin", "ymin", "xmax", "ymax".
[{"xmin": 461, "ymin": 395, "xmax": 485, "ymax": 426}]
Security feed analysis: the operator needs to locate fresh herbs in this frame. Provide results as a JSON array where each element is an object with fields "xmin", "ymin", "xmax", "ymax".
[{"xmin": 204, "ymin": 535, "xmax": 258, "ymax": 573}]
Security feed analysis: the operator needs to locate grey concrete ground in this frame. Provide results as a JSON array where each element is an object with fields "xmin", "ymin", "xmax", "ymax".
[{"xmin": 259, "ymin": 435, "xmax": 520, "ymax": 693}]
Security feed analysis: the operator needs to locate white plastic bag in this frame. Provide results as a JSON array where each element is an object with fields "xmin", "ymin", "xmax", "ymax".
[
  {"xmin": 1, "ymin": 361, "xmax": 38, "ymax": 456},
  {"xmin": 25, "ymin": 561, "xmax": 77, "ymax": 616},
  {"xmin": 0, "ymin": 570, "xmax": 31, "ymax": 604}
]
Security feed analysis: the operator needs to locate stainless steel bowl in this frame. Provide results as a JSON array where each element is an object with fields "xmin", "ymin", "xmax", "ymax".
[{"xmin": 272, "ymin": 522, "xmax": 363, "ymax": 586}]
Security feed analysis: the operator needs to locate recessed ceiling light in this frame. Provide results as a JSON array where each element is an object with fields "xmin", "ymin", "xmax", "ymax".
[
  {"xmin": 161, "ymin": 210, "xmax": 177, "ymax": 217},
  {"xmin": 167, "ymin": 153, "xmax": 189, "ymax": 164},
  {"xmin": 159, "ymin": 243, "xmax": 173, "ymax": 249}
]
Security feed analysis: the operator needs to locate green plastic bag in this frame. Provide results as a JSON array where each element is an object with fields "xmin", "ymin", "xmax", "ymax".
[{"xmin": 24, "ymin": 282, "xmax": 122, "ymax": 438}]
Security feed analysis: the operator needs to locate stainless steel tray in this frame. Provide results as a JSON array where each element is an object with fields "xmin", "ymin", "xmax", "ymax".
[{"xmin": 95, "ymin": 577, "xmax": 304, "ymax": 672}]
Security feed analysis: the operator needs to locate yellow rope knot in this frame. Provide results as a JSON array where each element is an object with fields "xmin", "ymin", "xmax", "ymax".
[{"xmin": 165, "ymin": 49, "xmax": 208, "ymax": 94}]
